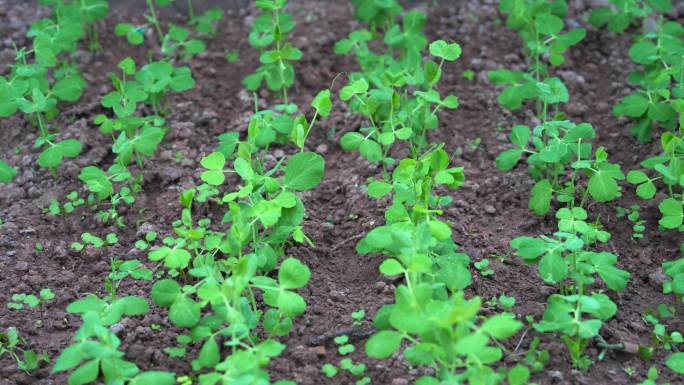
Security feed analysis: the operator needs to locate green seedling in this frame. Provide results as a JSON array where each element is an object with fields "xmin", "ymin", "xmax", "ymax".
[
  {"xmin": 511, "ymin": 206, "xmax": 630, "ymax": 371},
  {"xmin": 244, "ymin": 0, "xmax": 300, "ymax": 103},
  {"xmin": 134, "ymin": 231, "xmax": 158, "ymax": 250},
  {"xmin": 116, "ymin": 0, "xmax": 207, "ymax": 60},
  {"xmin": 463, "ymin": 69, "xmax": 475, "ymax": 81},
  {"xmin": 0, "ymin": 327, "xmax": 49, "ymax": 373},
  {"xmin": 351, "ymin": 309, "xmax": 365, "ymax": 326},
  {"xmin": 137, "ymin": 94, "xmax": 327, "ymax": 382},
  {"xmin": 612, "ymin": 19, "xmax": 684, "ymax": 141},
  {"xmin": 1, "ymin": 0, "xmax": 110, "ymax": 172},
  {"xmin": 47, "ymin": 191, "xmax": 85, "ymax": 215},
  {"xmin": 105, "ymin": 259, "xmax": 153, "ymax": 299},
  {"xmin": 52, "ymin": 293, "xmax": 175, "ymax": 385},
  {"xmin": 334, "ymin": 335, "xmax": 355, "ymax": 355},
  {"xmin": 637, "ymin": 365, "xmax": 672, "ymax": 385},
  {"xmin": 70, "ymin": 232, "xmax": 118, "ymax": 251},
  {"xmin": 490, "ymin": 1, "xmax": 585, "ymax": 111},
  {"xmin": 487, "ymin": 294, "xmax": 516, "ymax": 310},
  {"xmin": 338, "ymin": 37, "xmax": 461, "ymax": 172},
  {"xmin": 616, "ymin": 205, "xmax": 646, "ymax": 239},
  {"xmin": 524, "ymin": 337, "xmax": 550, "ymax": 373},
  {"xmin": 321, "ymin": 363, "xmax": 338, "ymax": 378},
  {"xmin": 8, "ymin": 289, "xmax": 55, "ymax": 310},
  {"xmin": 589, "ymin": 0, "xmax": 671, "ymax": 33},
  {"xmin": 188, "ymin": 4, "xmax": 223, "ymax": 36},
  {"xmin": 474, "ymin": 258, "xmax": 494, "ymax": 276},
  {"xmin": 642, "ymin": 305, "xmax": 683, "ymax": 351},
  {"xmin": 225, "ymin": 50, "xmax": 240, "ymax": 63},
  {"xmin": 497, "ymin": 122, "xmax": 624, "ymax": 216}
]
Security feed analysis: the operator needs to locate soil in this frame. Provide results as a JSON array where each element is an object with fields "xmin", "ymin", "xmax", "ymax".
[{"xmin": 0, "ymin": 1, "xmax": 682, "ymax": 385}]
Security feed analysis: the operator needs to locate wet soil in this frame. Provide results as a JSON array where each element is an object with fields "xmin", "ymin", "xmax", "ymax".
[{"xmin": 0, "ymin": 1, "xmax": 682, "ymax": 384}]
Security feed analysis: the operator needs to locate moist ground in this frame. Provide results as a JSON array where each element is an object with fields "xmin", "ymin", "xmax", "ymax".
[{"xmin": 0, "ymin": 1, "xmax": 681, "ymax": 384}]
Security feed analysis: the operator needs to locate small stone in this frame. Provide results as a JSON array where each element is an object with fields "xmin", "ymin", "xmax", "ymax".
[
  {"xmin": 14, "ymin": 261, "xmax": 28, "ymax": 272},
  {"xmin": 375, "ymin": 281, "xmax": 386, "ymax": 293},
  {"xmin": 648, "ymin": 268, "xmax": 668, "ymax": 288},
  {"xmin": 315, "ymin": 143, "xmax": 328, "ymax": 154},
  {"xmin": 484, "ymin": 205, "xmax": 496, "ymax": 215},
  {"xmin": 109, "ymin": 323, "xmax": 125, "ymax": 335},
  {"xmin": 310, "ymin": 345, "xmax": 326, "ymax": 358},
  {"xmin": 392, "ymin": 378, "xmax": 409, "ymax": 385},
  {"xmin": 549, "ymin": 370, "xmax": 564, "ymax": 381},
  {"xmin": 137, "ymin": 222, "xmax": 157, "ymax": 237}
]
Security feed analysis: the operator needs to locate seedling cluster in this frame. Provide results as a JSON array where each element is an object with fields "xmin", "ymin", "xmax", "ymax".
[{"xmin": 1, "ymin": 0, "xmax": 684, "ymax": 384}]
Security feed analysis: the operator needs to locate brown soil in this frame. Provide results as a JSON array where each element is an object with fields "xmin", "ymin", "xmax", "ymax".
[{"xmin": 0, "ymin": 1, "xmax": 681, "ymax": 385}]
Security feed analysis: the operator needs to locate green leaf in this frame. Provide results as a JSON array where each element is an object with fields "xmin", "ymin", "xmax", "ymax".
[
  {"xmin": 529, "ymin": 179, "xmax": 552, "ymax": 215},
  {"xmin": 52, "ymin": 76, "xmax": 84, "ymax": 102},
  {"xmin": 279, "ymin": 258, "xmax": 311, "ymax": 289},
  {"xmin": 659, "ymin": 198, "xmax": 683, "ymax": 229},
  {"xmin": 198, "ymin": 337, "xmax": 220, "ymax": 368},
  {"xmin": 340, "ymin": 132, "xmax": 364, "ymax": 150},
  {"xmin": 276, "ymin": 290, "xmax": 306, "ymax": 317},
  {"xmin": 68, "ymin": 359, "xmax": 99, "ymax": 385},
  {"xmin": 429, "ymin": 40, "xmax": 461, "ymax": 61},
  {"xmin": 284, "ymin": 152, "xmax": 325, "ymax": 191},
  {"xmin": 539, "ymin": 252, "xmax": 568, "ymax": 284},
  {"xmin": 233, "ymin": 158, "xmax": 254, "ymax": 181},
  {"xmin": 0, "ymin": 160, "xmax": 16, "ymax": 183},
  {"xmin": 200, "ymin": 152, "xmax": 226, "ymax": 185},
  {"xmin": 169, "ymin": 296, "xmax": 201, "ymax": 328},
  {"xmin": 52, "ymin": 344, "xmax": 84, "ymax": 373},
  {"xmin": 511, "ymin": 237, "xmax": 548, "ymax": 261},
  {"xmin": 311, "ymin": 89, "xmax": 332, "ymax": 117},
  {"xmin": 365, "ymin": 331, "xmax": 403, "ymax": 359},
  {"xmin": 495, "ymin": 149, "xmax": 523, "ymax": 171},
  {"xmin": 616, "ymin": 93, "xmax": 649, "ymax": 117},
  {"xmin": 508, "ymin": 364, "xmax": 530, "ymax": 385},
  {"xmin": 379, "ymin": 259, "xmax": 404, "ymax": 276},
  {"xmin": 510, "ymin": 125, "xmax": 531, "ymax": 147},
  {"xmin": 129, "ymin": 371, "xmax": 176, "ymax": 385},
  {"xmin": 367, "ymin": 180, "xmax": 392, "ymax": 198},
  {"xmin": 588, "ymin": 166, "xmax": 623, "ymax": 202},
  {"xmin": 590, "ymin": 253, "xmax": 630, "ymax": 292},
  {"xmin": 79, "ymin": 166, "xmax": 113, "ymax": 200},
  {"xmin": 340, "ymin": 79, "xmax": 368, "ymax": 101},
  {"xmin": 480, "ymin": 313, "xmax": 523, "ymax": 339},
  {"xmin": 535, "ymin": 14, "xmax": 563, "ymax": 35},
  {"xmin": 666, "ymin": 352, "xmax": 684, "ymax": 374},
  {"xmin": 627, "ymin": 170, "xmax": 656, "ymax": 199}
]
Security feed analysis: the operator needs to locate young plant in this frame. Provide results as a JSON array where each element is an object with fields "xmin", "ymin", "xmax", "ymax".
[
  {"xmin": 70, "ymin": 232, "xmax": 118, "ymax": 251},
  {"xmin": 52, "ymin": 294, "xmax": 175, "ymax": 385},
  {"xmin": 1, "ymin": 0, "xmax": 110, "ymax": 172},
  {"xmin": 46, "ymin": 191, "xmax": 85, "ymax": 216},
  {"xmin": 7, "ymin": 289, "xmax": 55, "ymax": 310},
  {"xmin": 337, "ymin": 6, "xmax": 462, "ymax": 171},
  {"xmin": 510, "ymin": 206, "xmax": 631, "ymax": 370},
  {"xmin": 615, "ymin": 204, "xmax": 646, "ymax": 239},
  {"xmin": 0, "ymin": 327, "xmax": 49, "ymax": 373},
  {"xmin": 187, "ymin": 3, "xmax": 224, "ymax": 37},
  {"xmin": 244, "ymin": 0, "xmax": 300, "ymax": 104},
  {"xmin": 497, "ymin": 122, "xmax": 625, "ymax": 215},
  {"xmin": 141, "ymin": 123, "xmax": 326, "ymax": 382},
  {"xmin": 0, "ymin": 159, "xmax": 17, "ymax": 183},
  {"xmin": 104, "ymin": 259, "xmax": 153, "ymax": 299},
  {"xmin": 589, "ymin": 0, "xmax": 672, "ymax": 34},
  {"xmin": 490, "ymin": 0, "xmax": 585, "ymax": 110},
  {"xmin": 612, "ymin": 18, "xmax": 684, "ymax": 142}
]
